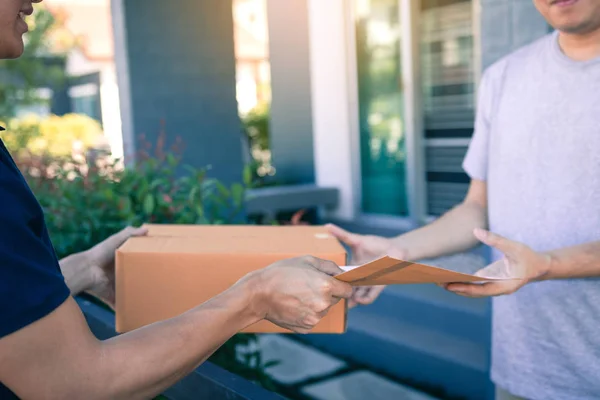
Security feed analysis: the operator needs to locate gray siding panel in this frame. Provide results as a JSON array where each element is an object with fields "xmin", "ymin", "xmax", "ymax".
[
  {"xmin": 266, "ymin": 0, "xmax": 315, "ymax": 184},
  {"xmin": 425, "ymin": 146, "xmax": 469, "ymax": 173},
  {"xmin": 426, "ymin": 145, "xmax": 469, "ymax": 215},
  {"xmin": 427, "ymin": 181, "xmax": 469, "ymax": 215},
  {"xmin": 123, "ymin": 0, "xmax": 243, "ymax": 184}
]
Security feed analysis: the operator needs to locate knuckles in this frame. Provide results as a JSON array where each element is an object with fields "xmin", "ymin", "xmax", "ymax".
[
  {"xmin": 301, "ymin": 255, "xmax": 318, "ymax": 265},
  {"xmin": 318, "ymin": 279, "xmax": 333, "ymax": 295},
  {"xmin": 312, "ymin": 299, "xmax": 331, "ymax": 314}
]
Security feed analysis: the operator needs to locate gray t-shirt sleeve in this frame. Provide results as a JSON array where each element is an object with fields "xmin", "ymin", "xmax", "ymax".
[{"xmin": 462, "ymin": 66, "xmax": 500, "ymax": 181}]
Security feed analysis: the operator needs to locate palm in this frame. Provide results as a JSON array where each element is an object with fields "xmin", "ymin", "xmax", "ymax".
[
  {"xmin": 326, "ymin": 224, "xmax": 407, "ymax": 308},
  {"xmin": 88, "ymin": 259, "xmax": 117, "ymax": 307},
  {"xmin": 86, "ymin": 226, "xmax": 147, "ymax": 308}
]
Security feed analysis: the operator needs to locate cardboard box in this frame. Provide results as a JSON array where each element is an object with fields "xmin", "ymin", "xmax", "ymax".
[{"xmin": 115, "ymin": 224, "xmax": 348, "ymax": 334}]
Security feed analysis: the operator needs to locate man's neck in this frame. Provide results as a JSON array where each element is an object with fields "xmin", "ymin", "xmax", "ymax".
[{"xmin": 558, "ymin": 28, "xmax": 600, "ymax": 61}]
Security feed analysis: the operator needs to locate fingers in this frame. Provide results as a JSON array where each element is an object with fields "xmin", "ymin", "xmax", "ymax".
[
  {"xmin": 326, "ymin": 224, "xmax": 360, "ymax": 247},
  {"xmin": 444, "ymin": 281, "xmax": 518, "ymax": 298},
  {"xmin": 352, "ymin": 285, "xmax": 385, "ymax": 305},
  {"xmin": 114, "ymin": 225, "xmax": 149, "ymax": 242},
  {"xmin": 353, "ymin": 286, "xmax": 369, "ymax": 301},
  {"xmin": 358, "ymin": 285, "xmax": 385, "ymax": 304},
  {"xmin": 303, "ymin": 257, "xmax": 353, "ymax": 298},
  {"xmin": 98, "ymin": 225, "xmax": 148, "ymax": 252},
  {"xmin": 307, "ymin": 256, "xmax": 344, "ymax": 276},
  {"xmin": 473, "ymin": 228, "xmax": 517, "ymax": 255},
  {"xmin": 88, "ymin": 226, "xmax": 148, "ymax": 266},
  {"xmin": 329, "ymin": 278, "xmax": 353, "ymax": 299}
]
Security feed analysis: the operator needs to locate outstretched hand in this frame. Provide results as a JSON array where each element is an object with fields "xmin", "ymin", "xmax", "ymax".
[
  {"xmin": 85, "ymin": 226, "xmax": 148, "ymax": 307},
  {"xmin": 326, "ymin": 224, "xmax": 408, "ymax": 308},
  {"xmin": 443, "ymin": 228, "xmax": 550, "ymax": 297}
]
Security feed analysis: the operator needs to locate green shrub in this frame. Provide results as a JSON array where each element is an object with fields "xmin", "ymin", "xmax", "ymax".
[
  {"xmin": 240, "ymin": 105, "xmax": 276, "ymax": 188},
  {"xmin": 11, "ymin": 130, "xmax": 278, "ymax": 392}
]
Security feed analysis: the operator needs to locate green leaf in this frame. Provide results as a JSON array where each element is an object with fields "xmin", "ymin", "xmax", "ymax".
[
  {"xmin": 166, "ymin": 153, "xmax": 178, "ymax": 167},
  {"xmin": 243, "ymin": 165, "xmax": 253, "ymax": 186},
  {"xmin": 201, "ymin": 179, "xmax": 217, "ymax": 198},
  {"xmin": 216, "ymin": 182, "xmax": 230, "ymax": 198},
  {"xmin": 143, "ymin": 194, "xmax": 155, "ymax": 215},
  {"xmin": 188, "ymin": 186, "xmax": 199, "ymax": 204},
  {"xmin": 231, "ymin": 183, "xmax": 245, "ymax": 205}
]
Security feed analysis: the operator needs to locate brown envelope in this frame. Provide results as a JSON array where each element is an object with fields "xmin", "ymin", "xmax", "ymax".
[{"xmin": 335, "ymin": 256, "xmax": 512, "ymax": 286}]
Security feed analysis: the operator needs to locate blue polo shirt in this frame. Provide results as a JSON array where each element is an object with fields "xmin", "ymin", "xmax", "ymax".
[{"xmin": 0, "ymin": 127, "xmax": 71, "ymax": 398}]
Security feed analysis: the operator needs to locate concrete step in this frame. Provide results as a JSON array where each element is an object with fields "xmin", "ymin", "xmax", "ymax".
[
  {"xmin": 299, "ymin": 310, "xmax": 492, "ymax": 400},
  {"xmin": 370, "ymin": 284, "xmax": 490, "ymax": 343},
  {"xmin": 302, "ymin": 371, "xmax": 439, "ymax": 400},
  {"xmin": 297, "ymin": 286, "xmax": 494, "ymax": 400}
]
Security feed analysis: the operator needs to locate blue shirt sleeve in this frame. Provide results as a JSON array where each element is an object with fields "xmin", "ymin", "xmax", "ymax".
[{"xmin": 0, "ymin": 139, "xmax": 70, "ymax": 339}]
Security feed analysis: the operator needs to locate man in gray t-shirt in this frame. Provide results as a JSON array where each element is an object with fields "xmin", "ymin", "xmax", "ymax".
[{"xmin": 328, "ymin": 1, "xmax": 600, "ymax": 399}]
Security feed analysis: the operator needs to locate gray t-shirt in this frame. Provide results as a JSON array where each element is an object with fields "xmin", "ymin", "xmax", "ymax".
[{"xmin": 463, "ymin": 31, "xmax": 600, "ymax": 400}]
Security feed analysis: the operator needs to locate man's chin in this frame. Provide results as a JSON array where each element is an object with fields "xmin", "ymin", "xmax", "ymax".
[
  {"xmin": 552, "ymin": 17, "xmax": 600, "ymax": 35},
  {"xmin": 1, "ymin": 44, "xmax": 25, "ymax": 59}
]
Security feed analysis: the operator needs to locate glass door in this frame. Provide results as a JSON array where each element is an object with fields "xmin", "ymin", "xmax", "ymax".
[{"xmin": 354, "ymin": 0, "xmax": 409, "ymax": 217}]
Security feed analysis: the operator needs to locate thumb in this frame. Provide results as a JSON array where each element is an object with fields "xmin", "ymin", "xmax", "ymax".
[
  {"xmin": 474, "ymin": 228, "xmax": 517, "ymax": 256},
  {"xmin": 388, "ymin": 247, "xmax": 408, "ymax": 260},
  {"xmin": 94, "ymin": 226, "xmax": 148, "ymax": 256},
  {"xmin": 116, "ymin": 225, "xmax": 149, "ymax": 240},
  {"xmin": 311, "ymin": 258, "xmax": 345, "ymax": 276},
  {"xmin": 326, "ymin": 224, "xmax": 360, "ymax": 247}
]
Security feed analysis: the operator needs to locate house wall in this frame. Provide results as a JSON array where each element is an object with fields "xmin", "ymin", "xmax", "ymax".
[
  {"xmin": 265, "ymin": 0, "xmax": 316, "ymax": 184},
  {"xmin": 113, "ymin": 0, "xmax": 244, "ymax": 184}
]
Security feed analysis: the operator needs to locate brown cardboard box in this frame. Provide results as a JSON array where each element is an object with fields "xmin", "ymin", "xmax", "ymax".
[{"xmin": 115, "ymin": 224, "xmax": 348, "ymax": 334}]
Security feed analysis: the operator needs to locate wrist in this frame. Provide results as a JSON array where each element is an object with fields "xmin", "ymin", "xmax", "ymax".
[
  {"xmin": 389, "ymin": 236, "xmax": 413, "ymax": 260},
  {"xmin": 531, "ymin": 252, "xmax": 553, "ymax": 282},
  {"xmin": 230, "ymin": 271, "xmax": 268, "ymax": 324}
]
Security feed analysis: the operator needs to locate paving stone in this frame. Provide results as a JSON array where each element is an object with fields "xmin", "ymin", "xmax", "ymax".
[
  {"xmin": 302, "ymin": 371, "xmax": 439, "ymax": 400},
  {"xmin": 257, "ymin": 334, "xmax": 346, "ymax": 385}
]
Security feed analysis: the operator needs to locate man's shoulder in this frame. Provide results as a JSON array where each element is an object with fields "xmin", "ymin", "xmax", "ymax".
[{"xmin": 483, "ymin": 32, "xmax": 554, "ymax": 83}]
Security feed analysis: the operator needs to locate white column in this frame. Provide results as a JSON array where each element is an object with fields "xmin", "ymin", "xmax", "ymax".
[
  {"xmin": 307, "ymin": 0, "xmax": 360, "ymax": 221},
  {"xmin": 110, "ymin": 0, "xmax": 135, "ymax": 165}
]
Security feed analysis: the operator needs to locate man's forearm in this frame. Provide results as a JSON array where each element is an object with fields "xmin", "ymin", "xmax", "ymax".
[
  {"xmin": 540, "ymin": 240, "xmax": 600, "ymax": 281},
  {"xmin": 94, "ymin": 278, "xmax": 261, "ymax": 400},
  {"xmin": 393, "ymin": 201, "xmax": 488, "ymax": 261},
  {"xmin": 2, "ymin": 277, "xmax": 262, "ymax": 400}
]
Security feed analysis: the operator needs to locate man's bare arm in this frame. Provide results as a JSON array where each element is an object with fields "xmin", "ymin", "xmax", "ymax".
[
  {"xmin": 392, "ymin": 179, "xmax": 488, "ymax": 260},
  {"xmin": 444, "ymin": 231, "xmax": 600, "ymax": 297},
  {"xmin": 0, "ymin": 257, "xmax": 352, "ymax": 400},
  {"xmin": 0, "ymin": 283, "xmax": 257, "ymax": 400},
  {"xmin": 540, "ymin": 240, "xmax": 600, "ymax": 280}
]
